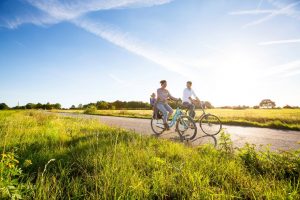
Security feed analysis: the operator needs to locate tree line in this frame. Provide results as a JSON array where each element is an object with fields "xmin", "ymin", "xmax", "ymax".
[
  {"xmin": 0, "ymin": 102, "xmax": 61, "ymax": 110},
  {"xmin": 1, "ymin": 99, "xmax": 298, "ymax": 110},
  {"xmin": 71, "ymin": 101, "xmax": 151, "ymax": 110}
]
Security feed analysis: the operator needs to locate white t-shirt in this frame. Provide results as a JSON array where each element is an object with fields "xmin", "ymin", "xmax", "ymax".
[{"xmin": 183, "ymin": 88, "xmax": 197, "ymax": 104}]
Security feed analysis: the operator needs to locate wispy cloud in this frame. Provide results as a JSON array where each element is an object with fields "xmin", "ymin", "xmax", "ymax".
[
  {"xmin": 229, "ymin": 0, "xmax": 300, "ymax": 28},
  {"xmin": 267, "ymin": 0, "xmax": 300, "ymax": 20},
  {"xmin": 72, "ymin": 17, "xmax": 193, "ymax": 77},
  {"xmin": 256, "ymin": 0, "xmax": 264, "ymax": 10},
  {"xmin": 266, "ymin": 60, "xmax": 300, "ymax": 77},
  {"xmin": 244, "ymin": 1, "xmax": 300, "ymax": 28},
  {"xmin": 1, "ymin": 0, "xmax": 201, "ymax": 78},
  {"xmin": 108, "ymin": 73, "xmax": 125, "ymax": 84},
  {"xmin": 229, "ymin": 9, "xmax": 277, "ymax": 15},
  {"xmin": 25, "ymin": 0, "xmax": 173, "ymax": 22},
  {"xmin": 259, "ymin": 38, "xmax": 300, "ymax": 45}
]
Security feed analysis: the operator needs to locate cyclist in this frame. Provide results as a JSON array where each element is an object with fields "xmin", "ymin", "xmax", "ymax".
[
  {"xmin": 156, "ymin": 80, "xmax": 180, "ymax": 130},
  {"xmin": 182, "ymin": 81, "xmax": 200, "ymax": 119}
]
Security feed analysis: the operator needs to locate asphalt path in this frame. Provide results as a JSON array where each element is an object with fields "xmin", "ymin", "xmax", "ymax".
[{"xmin": 59, "ymin": 113, "xmax": 300, "ymax": 151}]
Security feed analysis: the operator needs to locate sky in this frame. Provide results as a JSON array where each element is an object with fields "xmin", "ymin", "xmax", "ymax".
[{"xmin": 0, "ymin": 0, "xmax": 300, "ymax": 108}]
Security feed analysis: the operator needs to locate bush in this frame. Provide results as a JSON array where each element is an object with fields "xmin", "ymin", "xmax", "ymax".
[
  {"xmin": 0, "ymin": 151, "xmax": 31, "ymax": 199},
  {"xmin": 84, "ymin": 105, "xmax": 97, "ymax": 114}
]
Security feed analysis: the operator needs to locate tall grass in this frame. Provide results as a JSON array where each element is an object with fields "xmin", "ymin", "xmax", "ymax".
[{"xmin": 0, "ymin": 110, "xmax": 299, "ymax": 199}]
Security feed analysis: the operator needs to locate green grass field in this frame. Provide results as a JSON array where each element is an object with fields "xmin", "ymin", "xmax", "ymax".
[
  {"xmin": 1, "ymin": 110, "xmax": 300, "ymax": 199},
  {"xmin": 54, "ymin": 108, "xmax": 300, "ymax": 131}
]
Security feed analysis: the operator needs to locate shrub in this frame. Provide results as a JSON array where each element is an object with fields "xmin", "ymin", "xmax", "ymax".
[
  {"xmin": 84, "ymin": 105, "xmax": 97, "ymax": 114},
  {"xmin": 0, "ymin": 151, "xmax": 30, "ymax": 199}
]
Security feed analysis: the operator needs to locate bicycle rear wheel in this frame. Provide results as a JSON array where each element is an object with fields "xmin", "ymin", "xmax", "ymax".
[
  {"xmin": 199, "ymin": 114, "xmax": 222, "ymax": 136},
  {"xmin": 176, "ymin": 116, "xmax": 197, "ymax": 140},
  {"xmin": 151, "ymin": 118, "xmax": 165, "ymax": 135}
]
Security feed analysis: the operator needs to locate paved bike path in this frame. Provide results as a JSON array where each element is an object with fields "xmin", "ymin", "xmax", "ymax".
[{"xmin": 60, "ymin": 113, "xmax": 300, "ymax": 151}]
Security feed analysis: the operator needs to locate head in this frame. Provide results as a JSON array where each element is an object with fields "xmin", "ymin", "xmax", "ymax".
[
  {"xmin": 186, "ymin": 81, "xmax": 192, "ymax": 89},
  {"xmin": 160, "ymin": 80, "xmax": 167, "ymax": 88},
  {"xmin": 151, "ymin": 93, "xmax": 156, "ymax": 98}
]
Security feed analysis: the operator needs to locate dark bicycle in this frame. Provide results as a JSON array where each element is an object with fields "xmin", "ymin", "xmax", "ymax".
[{"xmin": 185, "ymin": 102, "xmax": 222, "ymax": 136}]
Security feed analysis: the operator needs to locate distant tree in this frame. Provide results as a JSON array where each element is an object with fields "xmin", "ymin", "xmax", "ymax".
[
  {"xmin": 36, "ymin": 103, "xmax": 43, "ymax": 109},
  {"xmin": 54, "ymin": 103, "xmax": 61, "ymax": 109},
  {"xmin": 253, "ymin": 105, "xmax": 260, "ymax": 109},
  {"xmin": 78, "ymin": 104, "xmax": 83, "ymax": 109},
  {"xmin": 203, "ymin": 101, "xmax": 214, "ymax": 109},
  {"xmin": 44, "ymin": 102, "xmax": 52, "ymax": 110},
  {"xmin": 70, "ymin": 105, "xmax": 76, "ymax": 109},
  {"xmin": 0, "ymin": 103, "xmax": 9, "ymax": 110},
  {"xmin": 259, "ymin": 99, "xmax": 276, "ymax": 109},
  {"xmin": 96, "ymin": 101, "xmax": 110, "ymax": 110},
  {"xmin": 283, "ymin": 105, "xmax": 293, "ymax": 109},
  {"xmin": 112, "ymin": 101, "xmax": 127, "ymax": 109},
  {"xmin": 25, "ymin": 103, "xmax": 35, "ymax": 109}
]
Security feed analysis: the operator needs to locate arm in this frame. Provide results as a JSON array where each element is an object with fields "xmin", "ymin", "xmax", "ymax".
[
  {"xmin": 191, "ymin": 90, "xmax": 200, "ymax": 104},
  {"xmin": 168, "ymin": 90, "xmax": 179, "ymax": 101}
]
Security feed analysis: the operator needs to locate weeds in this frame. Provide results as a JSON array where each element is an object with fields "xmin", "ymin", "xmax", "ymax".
[{"xmin": 0, "ymin": 110, "xmax": 299, "ymax": 199}]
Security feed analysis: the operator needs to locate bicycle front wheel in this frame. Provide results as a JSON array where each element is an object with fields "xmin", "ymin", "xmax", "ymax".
[
  {"xmin": 176, "ymin": 116, "xmax": 197, "ymax": 140},
  {"xmin": 200, "ymin": 114, "xmax": 222, "ymax": 136},
  {"xmin": 151, "ymin": 118, "xmax": 165, "ymax": 135}
]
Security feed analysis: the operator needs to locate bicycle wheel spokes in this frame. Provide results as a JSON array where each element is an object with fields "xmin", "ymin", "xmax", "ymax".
[
  {"xmin": 151, "ymin": 118, "xmax": 165, "ymax": 135},
  {"xmin": 176, "ymin": 116, "xmax": 197, "ymax": 140},
  {"xmin": 200, "ymin": 114, "xmax": 222, "ymax": 136}
]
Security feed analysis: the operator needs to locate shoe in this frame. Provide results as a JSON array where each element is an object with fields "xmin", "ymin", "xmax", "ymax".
[{"xmin": 164, "ymin": 123, "xmax": 170, "ymax": 130}]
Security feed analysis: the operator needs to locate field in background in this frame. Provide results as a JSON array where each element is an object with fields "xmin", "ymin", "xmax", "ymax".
[
  {"xmin": 1, "ymin": 110, "xmax": 300, "ymax": 199},
  {"xmin": 52, "ymin": 109, "xmax": 300, "ymax": 131}
]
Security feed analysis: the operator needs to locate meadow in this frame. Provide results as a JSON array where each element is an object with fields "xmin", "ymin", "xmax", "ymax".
[
  {"xmin": 54, "ymin": 108, "xmax": 300, "ymax": 131},
  {"xmin": 1, "ymin": 110, "xmax": 300, "ymax": 199}
]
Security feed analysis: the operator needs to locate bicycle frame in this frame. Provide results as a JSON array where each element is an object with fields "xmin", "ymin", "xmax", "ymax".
[
  {"xmin": 185, "ymin": 103, "xmax": 207, "ymax": 122},
  {"xmin": 168, "ymin": 107, "xmax": 183, "ymax": 127}
]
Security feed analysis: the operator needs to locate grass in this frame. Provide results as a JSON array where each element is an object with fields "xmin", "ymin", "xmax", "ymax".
[
  {"xmin": 1, "ymin": 110, "xmax": 300, "ymax": 199},
  {"xmin": 52, "ymin": 108, "xmax": 300, "ymax": 131}
]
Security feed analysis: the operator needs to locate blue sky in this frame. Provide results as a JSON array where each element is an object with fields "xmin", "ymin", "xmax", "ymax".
[{"xmin": 0, "ymin": 0, "xmax": 300, "ymax": 108}]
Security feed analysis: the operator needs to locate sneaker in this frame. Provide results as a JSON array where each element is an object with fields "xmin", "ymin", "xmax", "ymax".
[{"xmin": 164, "ymin": 123, "xmax": 170, "ymax": 130}]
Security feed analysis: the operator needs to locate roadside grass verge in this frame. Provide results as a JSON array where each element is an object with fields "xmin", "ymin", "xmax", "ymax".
[
  {"xmin": 51, "ymin": 108, "xmax": 300, "ymax": 131},
  {"xmin": 1, "ymin": 110, "xmax": 299, "ymax": 199}
]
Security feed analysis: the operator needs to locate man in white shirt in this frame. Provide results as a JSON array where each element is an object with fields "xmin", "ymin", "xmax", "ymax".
[{"xmin": 182, "ymin": 81, "xmax": 200, "ymax": 119}]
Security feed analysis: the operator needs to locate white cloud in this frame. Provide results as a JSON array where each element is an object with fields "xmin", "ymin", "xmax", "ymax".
[
  {"xmin": 266, "ymin": 60, "xmax": 300, "ymax": 77},
  {"xmin": 229, "ymin": 0, "xmax": 300, "ymax": 28},
  {"xmin": 25, "ymin": 0, "xmax": 173, "ymax": 21},
  {"xmin": 244, "ymin": 1, "xmax": 300, "ymax": 28},
  {"xmin": 20, "ymin": 0, "xmax": 201, "ymax": 78},
  {"xmin": 72, "ymin": 17, "xmax": 194, "ymax": 77},
  {"xmin": 229, "ymin": 9, "xmax": 277, "ymax": 15},
  {"xmin": 108, "ymin": 73, "xmax": 125, "ymax": 84},
  {"xmin": 1, "ymin": 0, "xmax": 203, "ymax": 79},
  {"xmin": 267, "ymin": 0, "xmax": 300, "ymax": 20},
  {"xmin": 258, "ymin": 38, "xmax": 300, "ymax": 45}
]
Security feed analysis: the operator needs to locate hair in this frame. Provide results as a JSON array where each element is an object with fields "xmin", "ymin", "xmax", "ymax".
[
  {"xmin": 187, "ymin": 81, "xmax": 192, "ymax": 85},
  {"xmin": 160, "ymin": 80, "xmax": 167, "ymax": 85}
]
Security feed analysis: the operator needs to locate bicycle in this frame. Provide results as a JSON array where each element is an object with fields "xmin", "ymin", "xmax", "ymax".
[
  {"xmin": 151, "ymin": 101, "xmax": 197, "ymax": 140},
  {"xmin": 185, "ymin": 102, "xmax": 222, "ymax": 136}
]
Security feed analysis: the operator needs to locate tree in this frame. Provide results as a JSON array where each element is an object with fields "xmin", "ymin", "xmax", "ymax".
[
  {"xmin": 25, "ymin": 103, "xmax": 36, "ymax": 109},
  {"xmin": 70, "ymin": 105, "xmax": 76, "ymax": 110},
  {"xmin": 36, "ymin": 103, "xmax": 43, "ymax": 109},
  {"xmin": 0, "ymin": 103, "xmax": 9, "ymax": 110},
  {"xmin": 53, "ymin": 103, "xmax": 61, "ymax": 109},
  {"xmin": 78, "ymin": 104, "xmax": 83, "ymax": 109},
  {"xmin": 203, "ymin": 101, "xmax": 214, "ymax": 109},
  {"xmin": 259, "ymin": 99, "xmax": 276, "ymax": 109},
  {"xmin": 96, "ymin": 101, "xmax": 110, "ymax": 110}
]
